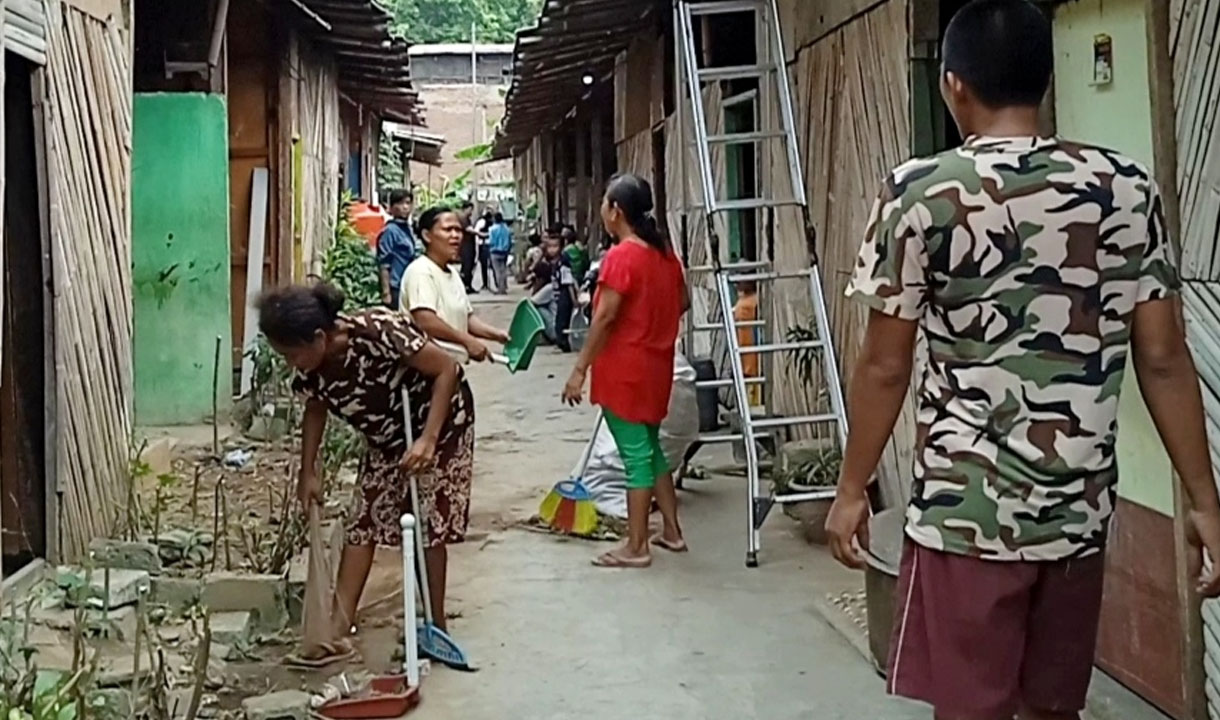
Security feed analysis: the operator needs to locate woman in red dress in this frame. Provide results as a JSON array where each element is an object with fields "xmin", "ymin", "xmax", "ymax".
[{"xmin": 562, "ymin": 173, "xmax": 689, "ymax": 568}]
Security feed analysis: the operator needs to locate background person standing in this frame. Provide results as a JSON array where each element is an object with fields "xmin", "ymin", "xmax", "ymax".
[
  {"xmin": 376, "ymin": 188, "xmax": 416, "ymax": 308},
  {"xmin": 488, "ymin": 212, "xmax": 513, "ymax": 295},
  {"xmin": 459, "ymin": 201, "xmax": 478, "ymax": 293}
]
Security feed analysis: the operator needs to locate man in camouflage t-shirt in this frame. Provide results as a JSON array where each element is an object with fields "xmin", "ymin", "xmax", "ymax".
[{"xmin": 824, "ymin": 2, "xmax": 1220, "ymax": 719}]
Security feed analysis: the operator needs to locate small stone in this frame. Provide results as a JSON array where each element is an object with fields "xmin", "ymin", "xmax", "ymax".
[
  {"xmin": 209, "ymin": 611, "xmax": 252, "ymax": 647},
  {"xmin": 241, "ymin": 690, "xmax": 311, "ymax": 720},
  {"xmin": 202, "ymin": 572, "xmax": 285, "ymax": 631},
  {"xmin": 90, "ymin": 689, "xmax": 133, "ymax": 719},
  {"xmin": 90, "ymin": 539, "xmax": 163, "ymax": 574},
  {"xmin": 158, "ymin": 626, "xmax": 184, "ymax": 645}
]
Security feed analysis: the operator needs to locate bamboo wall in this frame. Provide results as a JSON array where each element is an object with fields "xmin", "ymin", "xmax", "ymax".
[
  {"xmin": 294, "ymin": 39, "xmax": 340, "ymax": 278},
  {"xmin": 44, "ymin": 0, "xmax": 133, "ymax": 559},
  {"xmin": 784, "ymin": 0, "xmax": 914, "ymax": 503}
]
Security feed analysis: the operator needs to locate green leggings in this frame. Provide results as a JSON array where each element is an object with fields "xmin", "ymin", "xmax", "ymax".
[{"xmin": 603, "ymin": 408, "xmax": 669, "ymax": 490}]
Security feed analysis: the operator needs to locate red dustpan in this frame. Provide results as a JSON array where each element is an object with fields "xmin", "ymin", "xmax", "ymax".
[{"xmin": 318, "ymin": 675, "xmax": 421, "ymax": 719}]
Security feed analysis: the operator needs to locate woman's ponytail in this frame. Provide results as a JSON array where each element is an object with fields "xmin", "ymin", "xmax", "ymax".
[{"xmin": 605, "ymin": 172, "xmax": 669, "ymax": 252}]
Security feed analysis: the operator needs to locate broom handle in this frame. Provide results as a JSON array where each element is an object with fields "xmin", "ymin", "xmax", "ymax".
[
  {"xmin": 401, "ymin": 388, "xmax": 437, "ymax": 626},
  {"xmin": 576, "ymin": 410, "xmax": 604, "ymax": 478}
]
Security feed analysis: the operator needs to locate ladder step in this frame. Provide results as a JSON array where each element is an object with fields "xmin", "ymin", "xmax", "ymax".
[
  {"xmin": 696, "ymin": 377, "xmax": 766, "ymax": 389},
  {"xmin": 687, "ymin": 0, "xmax": 763, "ymax": 16},
  {"xmin": 697, "ymin": 64, "xmax": 776, "ymax": 82},
  {"xmin": 706, "ymin": 130, "xmax": 787, "ymax": 145},
  {"xmin": 693, "ymin": 320, "xmax": 765, "ymax": 332},
  {"xmin": 750, "ymin": 413, "xmax": 839, "ymax": 429},
  {"xmin": 687, "ymin": 260, "xmax": 769, "ymax": 274},
  {"xmin": 712, "ymin": 197, "xmax": 790, "ymax": 212},
  {"xmin": 728, "ymin": 269, "xmax": 815, "ymax": 283},
  {"xmin": 738, "ymin": 340, "xmax": 822, "ymax": 355},
  {"xmin": 774, "ymin": 489, "xmax": 837, "ymax": 503},
  {"xmin": 697, "ymin": 431, "xmax": 772, "ymax": 444}
]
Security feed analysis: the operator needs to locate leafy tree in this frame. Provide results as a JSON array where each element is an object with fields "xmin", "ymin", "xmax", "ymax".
[{"xmin": 385, "ymin": 0, "xmax": 543, "ymax": 44}]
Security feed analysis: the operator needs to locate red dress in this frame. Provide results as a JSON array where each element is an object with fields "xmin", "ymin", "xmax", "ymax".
[{"xmin": 590, "ymin": 240, "xmax": 686, "ymax": 425}]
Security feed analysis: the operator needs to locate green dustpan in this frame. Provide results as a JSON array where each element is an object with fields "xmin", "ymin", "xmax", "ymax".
[{"xmin": 503, "ymin": 299, "xmax": 546, "ymax": 373}]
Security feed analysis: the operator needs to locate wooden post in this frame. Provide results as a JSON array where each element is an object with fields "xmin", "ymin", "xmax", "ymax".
[
  {"xmin": 574, "ymin": 116, "xmax": 589, "ymax": 232},
  {"xmin": 1146, "ymin": 0, "xmax": 1203, "ymax": 714},
  {"xmin": 0, "ymin": 0, "xmax": 7, "ymax": 591},
  {"xmin": 591, "ymin": 112, "xmax": 605, "ymax": 232},
  {"xmin": 276, "ymin": 26, "xmax": 298, "ymax": 284},
  {"xmin": 557, "ymin": 124, "xmax": 570, "ymax": 225}
]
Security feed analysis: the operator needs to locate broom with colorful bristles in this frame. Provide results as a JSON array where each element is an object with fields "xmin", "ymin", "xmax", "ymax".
[{"xmin": 539, "ymin": 412, "xmax": 603, "ymax": 536}]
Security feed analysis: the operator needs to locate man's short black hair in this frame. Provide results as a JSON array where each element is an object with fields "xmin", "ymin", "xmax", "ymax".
[
  {"xmin": 943, "ymin": 0, "xmax": 1052, "ymax": 108},
  {"xmin": 461, "ymin": 200, "xmax": 474, "ymax": 210},
  {"xmin": 387, "ymin": 188, "xmax": 413, "ymax": 205}
]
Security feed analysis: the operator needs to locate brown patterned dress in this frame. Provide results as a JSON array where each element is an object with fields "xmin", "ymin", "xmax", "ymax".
[{"xmin": 292, "ymin": 308, "xmax": 475, "ymax": 549}]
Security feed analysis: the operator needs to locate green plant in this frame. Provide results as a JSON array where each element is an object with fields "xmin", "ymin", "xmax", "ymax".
[
  {"xmin": 378, "ymin": 132, "xmax": 405, "ymax": 190},
  {"xmin": 786, "ymin": 323, "xmax": 820, "ymax": 388},
  {"xmin": 772, "ymin": 448, "xmax": 842, "ymax": 495},
  {"xmin": 413, "ymin": 169, "xmax": 473, "ymax": 210},
  {"xmin": 323, "ymin": 193, "xmax": 381, "ymax": 309},
  {"xmin": 321, "ymin": 422, "xmax": 364, "ymax": 489}
]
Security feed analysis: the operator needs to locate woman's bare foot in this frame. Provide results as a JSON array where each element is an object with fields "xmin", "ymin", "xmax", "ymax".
[
  {"xmin": 651, "ymin": 534, "xmax": 688, "ymax": 553},
  {"xmin": 592, "ymin": 546, "xmax": 652, "ymax": 568}
]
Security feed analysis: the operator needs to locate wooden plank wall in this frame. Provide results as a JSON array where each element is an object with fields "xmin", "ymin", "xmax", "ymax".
[{"xmin": 43, "ymin": 0, "xmax": 133, "ymax": 559}]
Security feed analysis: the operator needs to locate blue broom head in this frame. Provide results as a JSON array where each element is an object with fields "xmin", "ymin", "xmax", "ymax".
[
  {"xmin": 554, "ymin": 478, "xmax": 592, "ymax": 502},
  {"xmin": 417, "ymin": 623, "xmax": 474, "ymax": 671}
]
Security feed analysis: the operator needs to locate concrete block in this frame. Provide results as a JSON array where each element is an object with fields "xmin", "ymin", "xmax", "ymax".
[
  {"xmin": 96, "ymin": 653, "xmax": 153, "ymax": 688},
  {"xmin": 90, "ymin": 539, "xmax": 163, "ymax": 574},
  {"xmin": 201, "ymin": 572, "xmax": 285, "ymax": 631},
  {"xmin": 242, "ymin": 690, "xmax": 311, "ymax": 720},
  {"xmin": 59, "ymin": 567, "xmax": 150, "ymax": 609},
  {"xmin": 209, "ymin": 611, "xmax": 253, "ymax": 647},
  {"xmin": 285, "ymin": 550, "xmax": 308, "ymax": 624},
  {"xmin": 246, "ymin": 416, "xmax": 289, "ymax": 442},
  {"xmin": 152, "ymin": 576, "xmax": 202, "ymax": 615}
]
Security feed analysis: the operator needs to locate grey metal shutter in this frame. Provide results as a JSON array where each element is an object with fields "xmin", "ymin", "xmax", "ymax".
[{"xmin": 5, "ymin": 0, "xmax": 47, "ymax": 65}]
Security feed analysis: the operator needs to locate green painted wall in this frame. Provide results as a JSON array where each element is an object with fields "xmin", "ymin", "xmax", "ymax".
[
  {"xmin": 132, "ymin": 94, "xmax": 233, "ymax": 425},
  {"xmin": 1054, "ymin": 0, "xmax": 1173, "ymax": 516}
]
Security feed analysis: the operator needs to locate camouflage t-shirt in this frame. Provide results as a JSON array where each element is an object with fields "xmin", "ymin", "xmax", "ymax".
[{"xmin": 846, "ymin": 136, "xmax": 1180, "ymax": 561}]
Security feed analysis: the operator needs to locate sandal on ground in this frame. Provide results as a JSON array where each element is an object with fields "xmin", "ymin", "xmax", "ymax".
[
  {"xmin": 282, "ymin": 640, "xmax": 356, "ymax": 669},
  {"xmin": 591, "ymin": 550, "xmax": 652, "ymax": 569},
  {"xmin": 650, "ymin": 535, "xmax": 689, "ymax": 553}
]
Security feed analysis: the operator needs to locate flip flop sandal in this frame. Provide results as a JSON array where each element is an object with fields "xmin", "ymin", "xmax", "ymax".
[
  {"xmin": 650, "ymin": 535, "xmax": 689, "ymax": 553},
  {"xmin": 282, "ymin": 641, "xmax": 357, "ymax": 669},
  {"xmin": 591, "ymin": 551, "xmax": 652, "ymax": 569}
]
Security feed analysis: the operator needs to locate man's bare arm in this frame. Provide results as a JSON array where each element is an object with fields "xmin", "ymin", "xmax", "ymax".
[
  {"xmin": 826, "ymin": 310, "xmax": 918, "ymax": 568},
  {"xmin": 1131, "ymin": 296, "xmax": 1220, "ymax": 595}
]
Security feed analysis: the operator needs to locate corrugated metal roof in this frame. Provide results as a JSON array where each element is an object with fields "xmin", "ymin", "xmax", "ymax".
[
  {"xmin": 291, "ymin": 0, "xmax": 424, "ymax": 125},
  {"xmin": 490, "ymin": 0, "xmax": 662, "ymax": 159},
  {"xmin": 410, "ymin": 42, "xmax": 514, "ymax": 56}
]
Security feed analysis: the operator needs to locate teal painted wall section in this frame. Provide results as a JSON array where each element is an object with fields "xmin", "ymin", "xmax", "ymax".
[
  {"xmin": 132, "ymin": 94, "xmax": 233, "ymax": 425},
  {"xmin": 1054, "ymin": 0, "xmax": 1173, "ymax": 516}
]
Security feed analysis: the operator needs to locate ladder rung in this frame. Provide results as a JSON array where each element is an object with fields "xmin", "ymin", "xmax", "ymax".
[
  {"xmin": 697, "ymin": 64, "xmax": 776, "ymax": 82},
  {"xmin": 706, "ymin": 130, "xmax": 787, "ymax": 145},
  {"xmin": 696, "ymin": 377, "xmax": 766, "ymax": 389},
  {"xmin": 687, "ymin": 0, "xmax": 762, "ymax": 16},
  {"xmin": 697, "ymin": 431, "xmax": 772, "ymax": 444},
  {"xmin": 728, "ymin": 269, "xmax": 815, "ymax": 283},
  {"xmin": 738, "ymin": 340, "xmax": 822, "ymax": 355},
  {"xmin": 774, "ymin": 489, "xmax": 837, "ymax": 503},
  {"xmin": 693, "ymin": 320, "xmax": 766, "ymax": 332},
  {"xmin": 712, "ymin": 198, "xmax": 791, "ymax": 212},
  {"xmin": 687, "ymin": 261, "xmax": 769, "ymax": 274},
  {"xmin": 750, "ymin": 413, "xmax": 839, "ymax": 429}
]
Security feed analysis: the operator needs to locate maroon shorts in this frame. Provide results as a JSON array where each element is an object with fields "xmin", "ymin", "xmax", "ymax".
[{"xmin": 887, "ymin": 540, "xmax": 1105, "ymax": 719}]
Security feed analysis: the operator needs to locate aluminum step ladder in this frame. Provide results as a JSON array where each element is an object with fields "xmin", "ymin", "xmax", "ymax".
[{"xmin": 674, "ymin": 0, "xmax": 849, "ymax": 567}]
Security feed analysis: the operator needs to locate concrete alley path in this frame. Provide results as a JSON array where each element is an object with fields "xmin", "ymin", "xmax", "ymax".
[{"xmin": 408, "ymin": 293, "xmax": 924, "ymax": 720}]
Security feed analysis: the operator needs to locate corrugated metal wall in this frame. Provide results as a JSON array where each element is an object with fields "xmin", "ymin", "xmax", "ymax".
[{"xmin": 1170, "ymin": 0, "xmax": 1220, "ymax": 715}]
